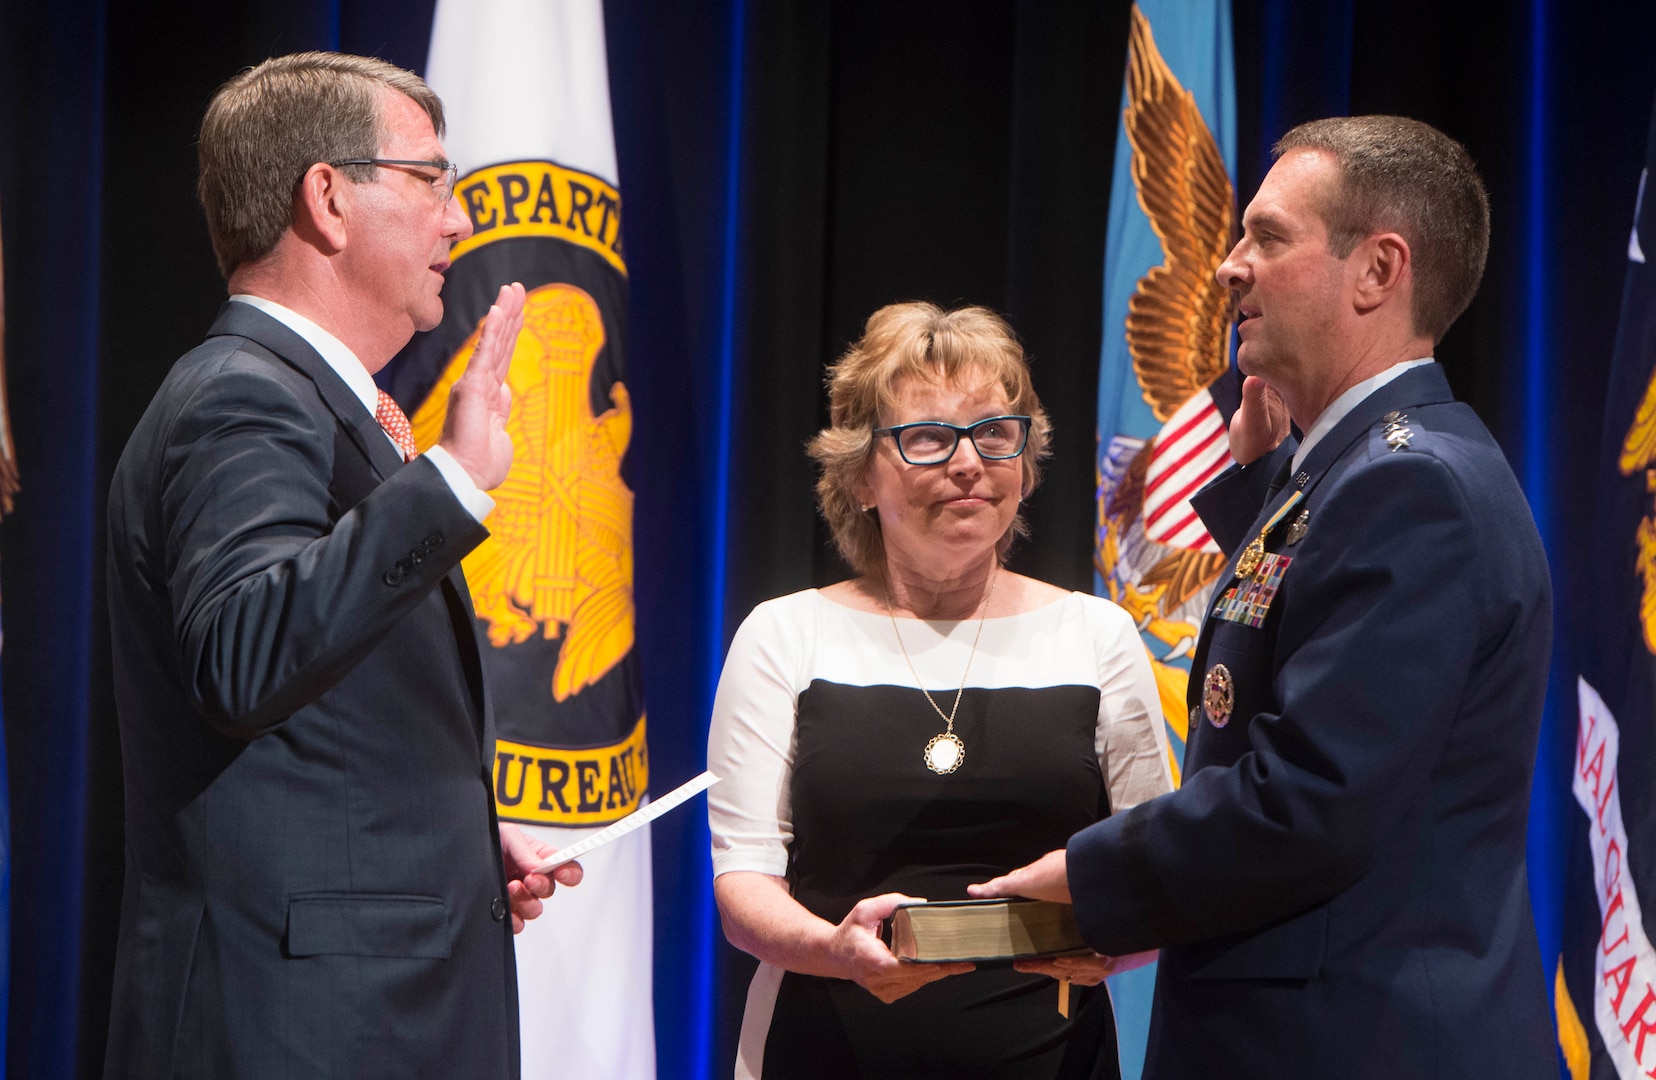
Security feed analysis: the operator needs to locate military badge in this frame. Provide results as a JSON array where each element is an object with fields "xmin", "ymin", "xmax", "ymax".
[
  {"xmin": 1202, "ymin": 663, "xmax": 1234, "ymax": 727},
  {"xmin": 1286, "ymin": 509, "xmax": 1309, "ymax": 545},
  {"xmin": 1229, "ymin": 490, "xmax": 1304, "ymax": 585}
]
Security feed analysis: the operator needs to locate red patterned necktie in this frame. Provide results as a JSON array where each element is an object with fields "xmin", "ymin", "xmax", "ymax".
[{"xmin": 375, "ymin": 389, "xmax": 418, "ymax": 463}]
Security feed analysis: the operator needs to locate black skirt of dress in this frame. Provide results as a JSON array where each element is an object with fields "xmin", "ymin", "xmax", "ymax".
[{"xmin": 761, "ymin": 680, "xmax": 1122, "ymax": 1080}]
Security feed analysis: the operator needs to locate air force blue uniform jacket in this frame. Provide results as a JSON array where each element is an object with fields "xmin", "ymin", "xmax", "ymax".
[{"xmin": 1067, "ymin": 363, "xmax": 1555, "ymax": 1078}]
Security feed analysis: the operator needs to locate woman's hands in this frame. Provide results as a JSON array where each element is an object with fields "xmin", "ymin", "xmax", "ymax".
[
  {"xmin": 713, "ymin": 873, "xmax": 972, "ymax": 1005},
  {"xmin": 826, "ymin": 893, "xmax": 975, "ymax": 1003}
]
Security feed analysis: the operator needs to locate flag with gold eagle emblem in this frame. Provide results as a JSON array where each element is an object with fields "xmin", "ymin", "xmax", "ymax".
[
  {"xmin": 1092, "ymin": 2, "xmax": 1236, "ymax": 1076},
  {"xmin": 379, "ymin": 2, "xmax": 651, "ymax": 1075},
  {"xmin": 1558, "ymin": 88, "xmax": 1656, "ymax": 1080}
]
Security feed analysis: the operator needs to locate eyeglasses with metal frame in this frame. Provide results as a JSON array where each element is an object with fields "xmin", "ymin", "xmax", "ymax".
[
  {"xmin": 871, "ymin": 415, "xmax": 1033, "ymax": 466},
  {"xmin": 329, "ymin": 158, "xmax": 460, "ymax": 205}
]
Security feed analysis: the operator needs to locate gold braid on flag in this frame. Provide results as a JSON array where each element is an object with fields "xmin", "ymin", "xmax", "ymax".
[
  {"xmin": 1107, "ymin": 2, "xmax": 1233, "ymax": 612},
  {"xmin": 0, "ymin": 211, "xmax": 21, "ymax": 518},
  {"xmin": 411, "ymin": 282, "xmax": 635, "ymax": 700},
  {"xmin": 1621, "ymin": 368, "xmax": 1656, "ymax": 654}
]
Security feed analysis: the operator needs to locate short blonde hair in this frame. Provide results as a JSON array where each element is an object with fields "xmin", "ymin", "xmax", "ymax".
[
  {"xmin": 808, "ymin": 302, "xmax": 1051, "ymax": 577},
  {"xmin": 198, "ymin": 52, "xmax": 445, "ymax": 279}
]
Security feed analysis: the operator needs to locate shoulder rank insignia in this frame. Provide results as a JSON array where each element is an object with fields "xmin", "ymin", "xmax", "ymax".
[{"xmin": 1382, "ymin": 411, "xmax": 1414, "ymax": 452}]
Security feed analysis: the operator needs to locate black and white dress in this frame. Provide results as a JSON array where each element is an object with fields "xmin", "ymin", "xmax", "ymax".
[{"xmin": 707, "ymin": 589, "xmax": 1170, "ymax": 1079}]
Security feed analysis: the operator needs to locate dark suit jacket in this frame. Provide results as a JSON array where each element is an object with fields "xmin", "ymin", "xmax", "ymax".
[
  {"xmin": 105, "ymin": 302, "xmax": 520, "ymax": 1078},
  {"xmin": 1068, "ymin": 364, "xmax": 1554, "ymax": 1078}
]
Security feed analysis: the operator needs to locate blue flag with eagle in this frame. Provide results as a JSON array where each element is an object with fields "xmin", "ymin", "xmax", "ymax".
[
  {"xmin": 1557, "ymin": 88, "xmax": 1656, "ymax": 1080},
  {"xmin": 378, "ymin": 2, "xmax": 653, "ymax": 1075},
  {"xmin": 1093, "ymin": 3, "xmax": 1236, "ymax": 1076}
]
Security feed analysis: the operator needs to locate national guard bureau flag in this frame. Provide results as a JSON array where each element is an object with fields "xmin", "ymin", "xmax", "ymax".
[
  {"xmin": 379, "ymin": 2, "xmax": 652, "ymax": 1076},
  {"xmin": 1558, "ymin": 89, "xmax": 1656, "ymax": 1079},
  {"xmin": 1093, "ymin": 2, "xmax": 1236, "ymax": 1077}
]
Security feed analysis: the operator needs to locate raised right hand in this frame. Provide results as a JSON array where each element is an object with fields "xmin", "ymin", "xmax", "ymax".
[
  {"xmin": 1228, "ymin": 374, "xmax": 1290, "ymax": 465},
  {"xmin": 439, "ymin": 282, "xmax": 527, "ymax": 490},
  {"xmin": 828, "ymin": 893, "xmax": 974, "ymax": 1003}
]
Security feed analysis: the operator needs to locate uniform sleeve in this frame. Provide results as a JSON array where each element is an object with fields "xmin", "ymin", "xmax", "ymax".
[
  {"xmin": 1070, "ymin": 450, "xmax": 1485, "ymax": 954},
  {"xmin": 1191, "ymin": 441, "xmax": 1296, "ymax": 554},
  {"xmin": 162, "ymin": 356, "xmax": 486, "ymax": 738},
  {"xmin": 707, "ymin": 598, "xmax": 808, "ymax": 879},
  {"xmin": 1085, "ymin": 596, "xmax": 1173, "ymax": 813}
]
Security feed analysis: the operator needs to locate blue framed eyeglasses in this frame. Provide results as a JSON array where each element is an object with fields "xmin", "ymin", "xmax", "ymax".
[
  {"xmin": 872, "ymin": 415, "xmax": 1032, "ymax": 466},
  {"xmin": 329, "ymin": 158, "xmax": 460, "ymax": 204}
]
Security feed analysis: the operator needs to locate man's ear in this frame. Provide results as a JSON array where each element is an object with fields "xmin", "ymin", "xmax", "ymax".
[
  {"xmin": 292, "ymin": 162, "xmax": 349, "ymax": 254},
  {"xmin": 1352, "ymin": 231, "xmax": 1410, "ymax": 314}
]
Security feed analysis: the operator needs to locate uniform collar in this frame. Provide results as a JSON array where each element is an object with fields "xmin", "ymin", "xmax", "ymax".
[{"xmin": 1290, "ymin": 358, "xmax": 1435, "ymax": 475}]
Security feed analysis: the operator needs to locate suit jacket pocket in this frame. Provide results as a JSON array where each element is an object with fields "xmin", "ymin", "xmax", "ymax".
[
  {"xmin": 285, "ymin": 893, "xmax": 451, "ymax": 959},
  {"xmin": 1182, "ymin": 904, "xmax": 1327, "ymax": 981}
]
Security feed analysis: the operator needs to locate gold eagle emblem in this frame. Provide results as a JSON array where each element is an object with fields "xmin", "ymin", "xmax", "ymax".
[
  {"xmin": 411, "ymin": 282, "xmax": 635, "ymax": 701},
  {"xmin": 1122, "ymin": 3, "xmax": 1234, "ymax": 428},
  {"xmin": 1621, "ymin": 367, "xmax": 1656, "ymax": 655},
  {"xmin": 1111, "ymin": 2, "xmax": 1234, "ymax": 611}
]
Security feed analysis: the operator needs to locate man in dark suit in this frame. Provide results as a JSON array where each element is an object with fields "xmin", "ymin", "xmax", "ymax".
[
  {"xmin": 974, "ymin": 116, "xmax": 1554, "ymax": 1076},
  {"xmin": 104, "ymin": 52, "xmax": 581, "ymax": 1077}
]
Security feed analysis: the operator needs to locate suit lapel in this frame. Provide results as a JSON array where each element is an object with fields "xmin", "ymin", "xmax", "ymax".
[
  {"xmin": 207, "ymin": 302, "xmax": 407, "ymax": 481},
  {"xmin": 209, "ymin": 301, "xmax": 492, "ymax": 758}
]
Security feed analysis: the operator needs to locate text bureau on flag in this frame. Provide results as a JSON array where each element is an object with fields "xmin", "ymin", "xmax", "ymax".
[{"xmin": 493, "ymin": 717, "xmax": 648, "ymax": 827}]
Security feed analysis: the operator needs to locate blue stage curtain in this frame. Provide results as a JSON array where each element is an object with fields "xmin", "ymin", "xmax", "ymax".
[
  {"xmin": 0, "ymin": 2, "xmax": 106, "ymax": 1076},
  {"xmin": 605, "ymin": 1, "xmax": 743, "ymax": 1075}
]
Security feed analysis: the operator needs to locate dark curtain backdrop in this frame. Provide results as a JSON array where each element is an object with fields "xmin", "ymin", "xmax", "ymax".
[{"xmin": 2, "ymin": 1, "xmax": 1652, "ymax": 1077}]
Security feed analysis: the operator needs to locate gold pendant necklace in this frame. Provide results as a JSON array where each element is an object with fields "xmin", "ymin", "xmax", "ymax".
[{"xmin": 885, "ymin": 565, "xmax": 999, "ymax": 775}]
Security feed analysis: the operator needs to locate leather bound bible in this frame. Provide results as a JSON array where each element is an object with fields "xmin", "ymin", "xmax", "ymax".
[{"xmin": 881, "ymin": 898, "xmax": 1089, "ymax": 963}]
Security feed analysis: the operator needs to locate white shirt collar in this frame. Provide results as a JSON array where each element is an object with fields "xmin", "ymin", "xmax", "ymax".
[
  {"xmin": 229, "ymin": 294, "xmax": 380, "ymax": 418},
  {"xmin": 1291, "ymin": 357, "xmax": 1435, "ymax": 474}
]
